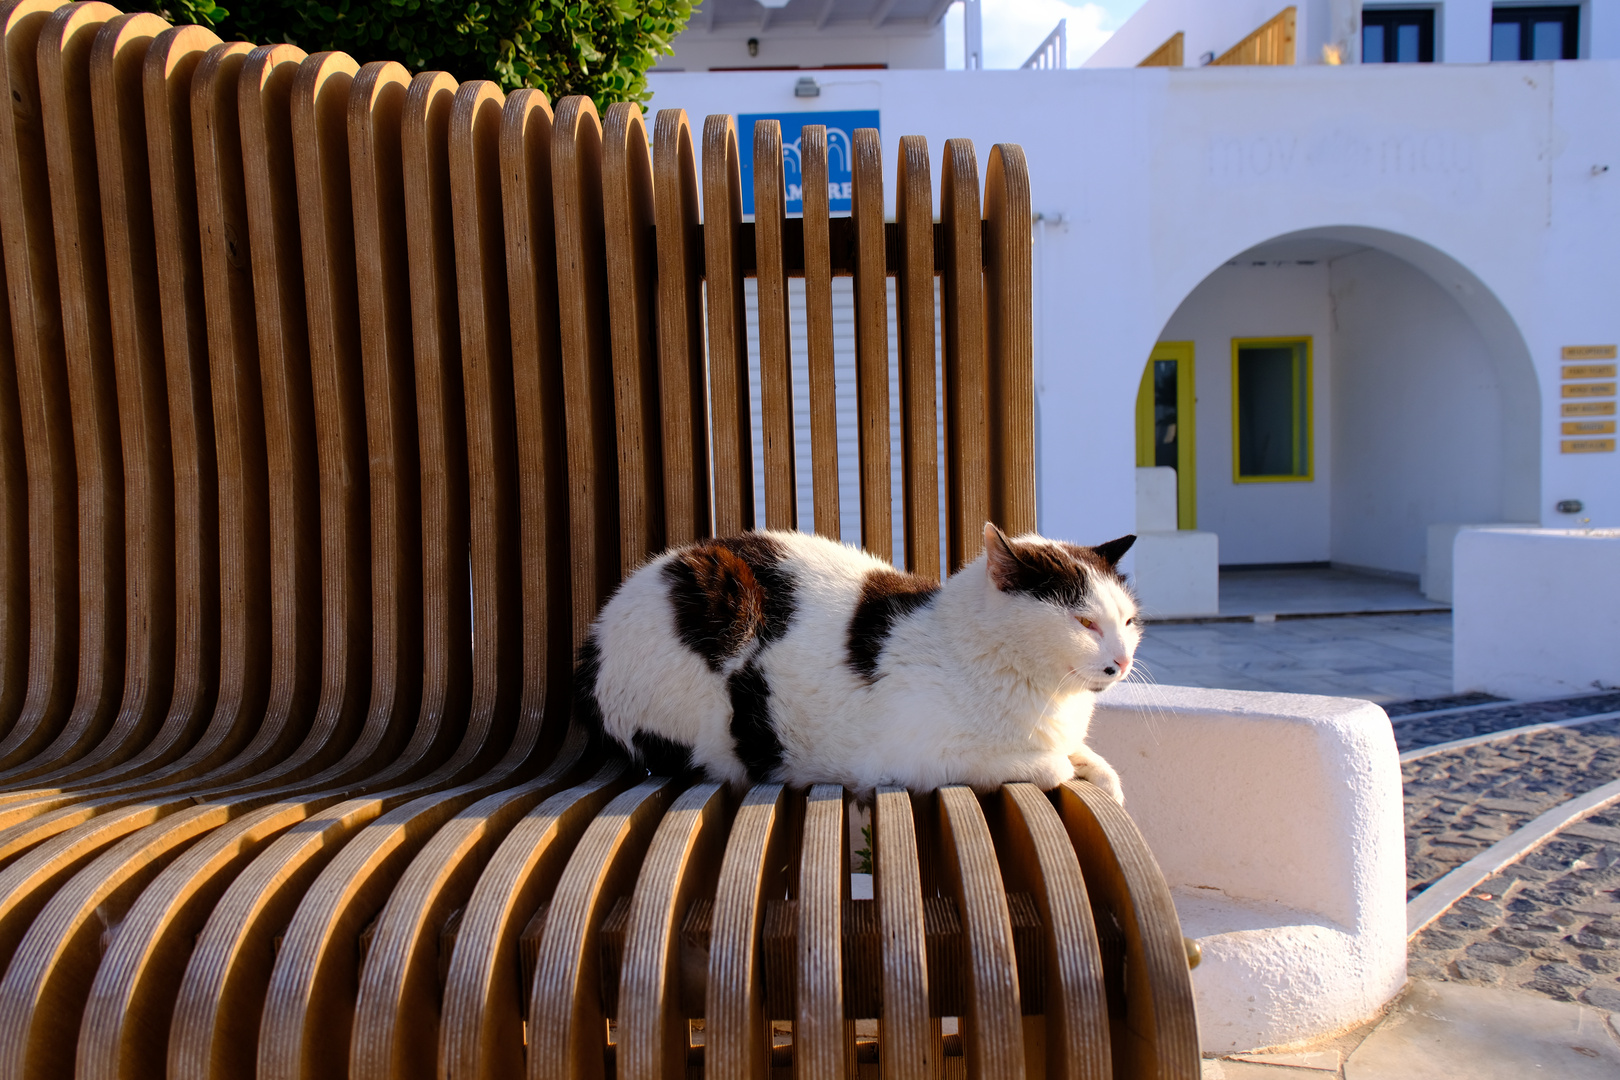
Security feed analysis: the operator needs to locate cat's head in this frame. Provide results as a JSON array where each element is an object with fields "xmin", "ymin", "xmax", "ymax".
[{"xmin": 981, "ymin": 523, "xmax": 1141, "ymax": 691}]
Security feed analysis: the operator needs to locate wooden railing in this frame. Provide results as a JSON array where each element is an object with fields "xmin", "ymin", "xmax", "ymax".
[
  {"xmin": 0, "ymin": 1, "xmax": 1198, "ymax": 1076},
  {"xmin": 1213, "ymin": 6, "xmax": 1298, "ymax": 67}
]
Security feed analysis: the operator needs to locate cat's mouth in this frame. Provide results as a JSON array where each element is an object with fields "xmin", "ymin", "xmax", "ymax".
[{"xmin": 1068, "ymin": 667, "xmax": 1116, "ymax": 692}]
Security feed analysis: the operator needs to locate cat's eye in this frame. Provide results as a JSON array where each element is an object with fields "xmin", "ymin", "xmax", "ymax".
[
  {"xmin": 1126, "ymin": 617, "xmax": 1136, "ymax": 626},
  {"xmin": 1077, "ymin": 617, "xmax": 1097, "ymax": 631}
]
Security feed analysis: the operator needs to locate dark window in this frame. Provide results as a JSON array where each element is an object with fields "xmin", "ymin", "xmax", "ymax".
[
  {"xmin": 1491, "ymin": 5, "xmax": 1579, "ymax": 60},
  {"xmin": 1152, "ymin": 360, "xmax": 1178, "ymax": 469},
  {"xmin": 1234, "ymin": 341, "xmax": 1311, "ymax": 481},
  {"xmin": 1362, "ymin": 8, "xmax": 1435, "ymax": 63}
]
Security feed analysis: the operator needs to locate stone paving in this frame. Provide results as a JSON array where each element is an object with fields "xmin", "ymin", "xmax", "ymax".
[
  {"xmin": 1393, "ymin": 691, "xmax": 1620, "ymax": 752},
  {"xmin": 1408, "ymin": 806, "xmax": 1620, "ymax": 1012},
  {"xmin": 1401, "ymin": 718, "xmax": 1620, "ymax": 897},
  {"xmin": 1134, "ymin": 612, "xmax": 1454, "ymax": 703}
]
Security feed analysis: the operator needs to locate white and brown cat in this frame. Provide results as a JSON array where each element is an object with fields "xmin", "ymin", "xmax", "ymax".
[{"xmin": 575, "ymin": 523, "xmax": 1141, "ymax": 803}]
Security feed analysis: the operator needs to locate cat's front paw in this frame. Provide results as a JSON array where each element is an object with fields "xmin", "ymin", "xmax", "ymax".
[{"xmin": 1071, "ymin": 757, "xmax": 1125, "ymax": 805}]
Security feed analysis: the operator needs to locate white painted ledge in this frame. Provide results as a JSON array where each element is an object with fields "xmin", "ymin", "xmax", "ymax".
[{"xmin": 1092, "ymin": 685, "xmax": 1407, "ymax": 1054}]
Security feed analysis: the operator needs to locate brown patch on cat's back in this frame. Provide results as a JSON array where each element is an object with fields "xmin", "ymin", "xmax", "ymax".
[
  {"xmin": 663, "ymin": 540, "xmax": 768, "ymax": 670},
  {"xmin": 848, "ymin": 568, "xmax": 940, "ymax": 682}
]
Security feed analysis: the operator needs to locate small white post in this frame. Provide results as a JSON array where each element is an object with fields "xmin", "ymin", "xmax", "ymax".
[{"xmin": 963, "ymin": 0, "xmax": 983, "ymax": 69}]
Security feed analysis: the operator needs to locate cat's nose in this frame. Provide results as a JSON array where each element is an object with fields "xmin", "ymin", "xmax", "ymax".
[
  {"xmin": 1109, "ymin": 657, "xmax": 1130, "ymax": 675},
  {"xmin": 1103, "ymin": 664, "xmax": 1118, "ymax": 676}
]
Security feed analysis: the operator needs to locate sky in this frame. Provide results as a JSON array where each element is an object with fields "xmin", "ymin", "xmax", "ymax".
[{"xmin": 943, "ymin": 0, "xmax": 1147, "ymax": 69}]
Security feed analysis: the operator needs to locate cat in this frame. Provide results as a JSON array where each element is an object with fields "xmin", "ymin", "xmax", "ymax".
[{"xmin": 574, "ymin": 522, "xmax": 1141, "ymax": 803}]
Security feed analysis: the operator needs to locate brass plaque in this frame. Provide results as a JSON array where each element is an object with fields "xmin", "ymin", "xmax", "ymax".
[
  {"xmin": 1563, "ymin": 345, "xmax": 1619, "ymax": 360},
  {"xmin": 1562, "ymin": 382, "xmax": 1617, "ymax": 398},
  {"xmin": 1563, "ymin": 420, "xmax": 1617, "ymax": 436},
  {"xmin": 1564, "ymin": 363, "xmax": 1618, "ymax": 380},
  {"xmin": 1562, "ymin": 438, "xmax": 1616, "ymax": 454},
  {"xmin": 1564, "ymin": 401, "xmax": 1617, "ymax": 416}
]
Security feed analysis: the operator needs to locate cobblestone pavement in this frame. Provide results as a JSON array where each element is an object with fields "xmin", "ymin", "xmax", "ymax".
[
  {"xmin": 1408, "ymin": 807, "xmax": 1620, "ymax": 1011},
  {"xmin": 1403, "ymin": 718, "xmax": 1620, "ymax": 897},
  {"xmin": 1394, "ymin": 691, "xmax": 1620, "ymax": 753}
]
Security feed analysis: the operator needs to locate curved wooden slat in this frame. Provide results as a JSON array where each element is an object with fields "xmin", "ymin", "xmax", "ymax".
[
  {"xmin": 798, "ymin": 124, "xmax": 839, "ymax": 542},
  {"xmin": 873, "ymin": 786, "xmax": 933, "ymax": 1079},
  {"xmin": 0, "ymin": 0, "xmax": 80, "ymax": 768},
  {"xmin": 1054, "ymin": 781, "xmax": 1198, "ymax": 1080},
  {"xmin": 704, "ymin": 783, "xmax": 787, "ymax": 1080},
  {"xmin": 346, "ymin": 745, "xmax": 596, "ymax": 1080},
  {"xmin": 850, "ymin": 127, "xmax": 890, "ymax": 561},
  {"xmin": 450, "ymin": 80, "xmax": 524, "ymax": 750},
  {"xmin": 895, "ymin": 134, "xmax": 938, "ymax": 583},
  {"xmin": 255, "ymin": 736, "xmax": 585, "ymax": 1080},
  {"xmin": 0, "ymin": 0, "xmax": 126, "ymax": 779},
  {"xmin": 77, "ymin": 67, "xmax": 462, "ymax": 1080},
  {"xmin": 997, "ymin": 783, "xmax": 1110, "ymax": 1080},
  {"xmin": 347, "ymin": 58, "xmax": 423, "ymax": 777},
  {"xmin": 552, "ymin": 95, "xmax": 620, "ymax": 639},
  {"xmin": 700, "ymin": 113, "xmax": 752, "ymax": 538},
  {"xmin": 752, "ymin": 118, "xmax": 796, "ymax": 532},
  {"xmin": 500, "ymin": 87, "xmax": 572, "ymax": 735},
  {"xmin": 936, "ymin": 786, "xmax": 1024, "ymax": 1078},
  {"xmin": 527, "ymin": 777, "xmax": 677, "ymax": 1080},
  {"xmin": 29, "ymin": 9, "xmax": 175, "ymax": 789},
  {"xmin": 938, "ymin": 139, "xmax": 986, "ymax": 574},
  {"xmin": 617, "ymin": 781, "xmax": 730, "ymax": 1079},
  {"xmin": 288, "ymin": 48, "xmax": 374, "ymax": 780},
  {"xmin": 982, "ymin": 144, "xmax": 1034, "ymax": 536},
  {"xmin": 400, "ymin": 70, "xmax": 473, "ymax": 782},
  {"xmin": 237, "ymin": 41, "xmax": 325, "ymax": 779},
  {"xmin": 797, "ymin": 783, "xmax": 850, "ymax": 1080},
  {"xmin": 437, "ymin": 760, "xmax": 629, "ymax": 1080},
  {"xmin": 0, "ymin": 169, "xmax": 23, "ymax": 737},
  {"xmin": 0, "ymin": 799, "xmax": 234, "ymax": 1080},
  {"xmin": 601, "ymin": 101, "xmax": 664, "ymax": 573},
  {"xmin": 77, "ymin": 797, "xmax": 340, "ymax": 1080},
  {"xmin": 650, "ymin": 109, "xmax": 708, "ymax": 547}
]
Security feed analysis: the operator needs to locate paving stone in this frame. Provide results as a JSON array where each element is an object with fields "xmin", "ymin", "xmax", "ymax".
[
  {"xmin": 1493, "ymin": 928, "xmax": 1550, "ymax": 948},
  {"xmin": 1578, "ymin": 952, "xmax": 1620, "ymax": 974},
  {"xmin": 1535, "ymin": 962, "xmax": 1593, "ymax": 987},
  {"xmin": 1344, "ymin": 979, "xmax": 1620, "ymax": 1079},
  {"xmin": 1464, "ymin": 942, "xmax": 1526, "ymax": 966},
  {"xmin": 1453, "ymin": 959, "xmax": 1504, "ymax": 983},
  {"xmin": 1581, "ymin": 986, "xmax": 1620, "ymax": 1011}
]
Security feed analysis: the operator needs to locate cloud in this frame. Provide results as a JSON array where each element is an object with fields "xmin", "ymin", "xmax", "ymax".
[{"xmin": 944, "ymin": 0, "xmax": 1140, "ymax": 69}]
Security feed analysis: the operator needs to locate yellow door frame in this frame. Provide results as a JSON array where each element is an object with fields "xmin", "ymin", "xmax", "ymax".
[{"xmin": 1135, "ymin": 341, "xmax": 1197, "ymax": 529}]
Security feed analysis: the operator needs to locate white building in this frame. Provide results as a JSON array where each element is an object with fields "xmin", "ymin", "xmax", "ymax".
[{"xmin": 647, "ymin": 1, "xmax": 1619, "ymax": 634}]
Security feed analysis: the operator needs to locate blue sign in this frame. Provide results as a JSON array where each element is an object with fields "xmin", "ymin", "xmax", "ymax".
[{"xmin": 737, "ymin": 110, "xmax": 880, "ymax": 217}]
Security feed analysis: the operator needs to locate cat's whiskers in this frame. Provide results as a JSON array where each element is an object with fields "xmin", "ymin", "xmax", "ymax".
[{"xmin": 1119, "ymin": 657, "xmax": 1171, "ymax": 744}]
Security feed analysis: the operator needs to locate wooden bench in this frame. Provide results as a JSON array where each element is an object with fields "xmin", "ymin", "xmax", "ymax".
[{"xmin": 0, "ymin": 2, "xmax": 1197, "ymax": 1075}]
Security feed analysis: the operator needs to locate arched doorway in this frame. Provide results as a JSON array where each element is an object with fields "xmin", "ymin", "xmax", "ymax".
[{"xmin": 1141, "ymin": 226, "xmax": 1539, "ymax": 600}]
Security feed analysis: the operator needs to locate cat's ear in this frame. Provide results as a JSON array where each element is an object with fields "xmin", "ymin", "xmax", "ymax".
[
  {"xmin": 1092, "ymin": 534, "xmax": 1137, "ymax": 568},
  {"xmin": 983, "ymin": 522, "xmax": 1021, "ymax": 591}
]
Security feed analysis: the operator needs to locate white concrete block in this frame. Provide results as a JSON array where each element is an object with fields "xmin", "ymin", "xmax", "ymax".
[
  {"xmin": 1090, "ymin": 685, "xmax": 1407, "ymax": 1053},
  {"xmin": 1136, "ymin": 467, "xmax": 1179, "ymax": 533},
  {"xmin": 1132, "ymin": 530, "xmax": 1220, "ymax": 618},
  {"xmin": 1422, "ymin": 523, "xmax": 1534, "ymax": 603},
  {"xmin": 1454, "ymin": 528, "xmax": 1620, "ymax": 700}
]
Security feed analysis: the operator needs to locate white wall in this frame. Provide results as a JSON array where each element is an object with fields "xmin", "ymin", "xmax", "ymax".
[
  {"xmin": 1329, "ymin": 248, "xmax": 1512, "ymax": 575},
  {"xmin": 646, "ymin": 61, "xmax": 1620, "ymax": 550},
  {"xmin": 656, "ymin": 25, "xmax": 945, "ymax": 71},
  {"xmin": 1157, "ymin": 263, "xmax": 1335, "ymax": 565}
]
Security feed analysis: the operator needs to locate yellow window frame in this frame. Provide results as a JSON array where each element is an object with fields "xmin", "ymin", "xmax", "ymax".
[
  {"xmin": 1135, "ymin": 341, "xmax": 1197, "ymax": 529},
  {"xmin": 1230, "ymin": 336, "xmax": 1313, "ymax": 483}
]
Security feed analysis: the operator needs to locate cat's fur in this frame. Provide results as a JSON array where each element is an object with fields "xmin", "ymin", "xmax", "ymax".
[{"xmin": 575, "ymin": 523, "xmax": 1141, "ymax": 802}]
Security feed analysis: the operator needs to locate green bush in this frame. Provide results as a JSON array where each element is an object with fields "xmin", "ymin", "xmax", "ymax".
[{"xmin": 144, "ymin": 0, "xmax": 695, "ymax": 106}]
